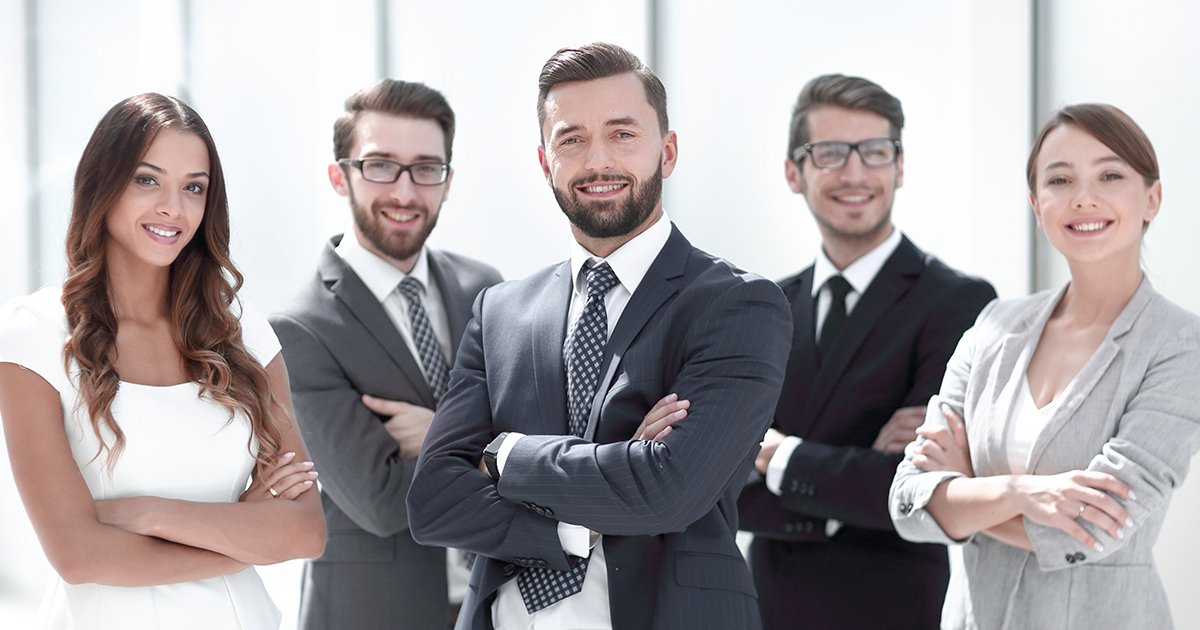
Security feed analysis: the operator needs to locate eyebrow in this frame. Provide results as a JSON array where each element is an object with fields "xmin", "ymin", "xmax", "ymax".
[
  {"xmin": 1042, "ymin": 155, "xmax": 1126, "ymax": 171},
  {"xmin": 138, "ymin": 161, "xmax": 209, "ymax": 179},
  {"xmin": 359, "ymin": 151, "xmax": 446, "ymax": 162},
  {"xmin": 551, "ymin": 117, "xmax": 643, "ymax": 140}
]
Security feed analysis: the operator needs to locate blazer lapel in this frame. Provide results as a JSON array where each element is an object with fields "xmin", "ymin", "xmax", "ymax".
[
  {"xmin": 427, "ymin": 250, "xmax": 471, "ymax": 353},
  {"xmin": 318, "ymin": 238, "xmax": 436, "ymax": 408},
  {"xmin": 583, "ymin": 226, "xmax": 689, "ymax": 440},
  {"xmin": 778, "ymin": 269, "xmax": 820, "ymax": 435},
  {"xmin": 801, "ymin": 237, "xmax": 924, "ymax": 430},
  {"xmin": 1025, "ymin": 279, "xmax": 1155, "ymax": 472},
  {"xmin": 531, "ymin": 262, "xmax": 573, "ymax": 436}
]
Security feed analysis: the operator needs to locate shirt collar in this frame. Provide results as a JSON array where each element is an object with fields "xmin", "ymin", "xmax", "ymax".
[
  {"xmin": 335, "ymin": 225, "xmax": 431, "ymax": 302},
  {"xmin": 569, "ymin": 210, "xmax": 672, "ymax": 297},
  {"xmin": 811, "ymin": 226, "xmax": 903, "ymax": 297}
]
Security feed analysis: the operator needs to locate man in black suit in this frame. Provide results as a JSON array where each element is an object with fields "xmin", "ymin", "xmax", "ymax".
[
  {"xmin": 408, "ymin": 43, "xmax": 792, "ymax": 630},
  {"xmin": 271, "ymin": 80, "xmax": 502, "ymax": 629},
  {"xmin": 738, "ymin": 74, "xmax": 996, "ymax": 630}
]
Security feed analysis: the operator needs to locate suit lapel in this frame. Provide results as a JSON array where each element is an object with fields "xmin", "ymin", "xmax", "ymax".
[
  {"xmin": 318, "ymin": 238, "xmax": 436, "ymax": 408},
  {"xmin": 531, "ymin": 262, "xmax": 573, "ymax": 435},
  {"xmin": 1025, "ymin": 279, "xmax": 1155, "ymax": 471},
  {"xmin": 583, "ymin": 226, "xmax": 689, "ymax": 440},
  {"xmin": 800, "ymin": 237, "xmax": 924, "ymax": 430},
  {"xmin": 427, "ymin": 250, "xmax": 471, "ymax": 353}
]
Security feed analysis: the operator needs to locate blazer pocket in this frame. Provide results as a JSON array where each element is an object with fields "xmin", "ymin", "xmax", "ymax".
[
  {"xmin": 673, "ymin": 551, "xmax": 756, "ymax": 596},
  {"xmin": 316, "ymin": 531, "xmax": 395, "ymax": 563}
]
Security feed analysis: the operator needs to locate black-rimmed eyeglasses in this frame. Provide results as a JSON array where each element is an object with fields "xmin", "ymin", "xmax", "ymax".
[
  {"xmin": 793, "ymin": 138, "xmax": 902, "ymax": 170},
  {"xmin": 338, "ymin": 158, "xmax": 450, "ymax": 185}
]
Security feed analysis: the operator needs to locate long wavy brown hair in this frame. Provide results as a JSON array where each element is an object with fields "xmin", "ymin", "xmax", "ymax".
[{"xmin": 61, "ymin": 93, "xmax": 285, "ymax": 479}]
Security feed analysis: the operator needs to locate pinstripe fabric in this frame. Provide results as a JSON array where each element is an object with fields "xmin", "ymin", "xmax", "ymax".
[{"xmin": 409, "ymin": 225, "xmax": 792, "ymax": 630}]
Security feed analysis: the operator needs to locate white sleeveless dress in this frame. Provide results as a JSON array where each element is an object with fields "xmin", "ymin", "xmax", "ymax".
[{"xmin": 0, "ymin": 287, "xmax": 282, "ymax": 630}]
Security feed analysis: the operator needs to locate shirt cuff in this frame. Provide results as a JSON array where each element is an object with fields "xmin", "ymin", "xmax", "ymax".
[
  {"xmin": 558, "ymin": 523, "xmax": 593, "ymax": 558},
  {"xmin": 766, "ymin": 436, "xmax": 804, "ymax": 495},
  {"xmin": 495, "ymin": 432, "xmax": 526, "ymax": 476}
]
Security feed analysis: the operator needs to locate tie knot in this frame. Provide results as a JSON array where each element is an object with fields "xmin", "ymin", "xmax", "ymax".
[
  {"xmin": 825, "ymin": 275, "xmax": 852, "ymax": 300},
  {"xmin": 585, "ymin": 263, "xmax": 619, "ymax": 299},
  {"xmin": 396, "ymin": 276, "xmax": 424, "ymax": 302}
]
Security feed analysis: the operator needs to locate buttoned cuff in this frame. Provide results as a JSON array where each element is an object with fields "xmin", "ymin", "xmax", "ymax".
[{"xmin": 766, "ymin": 436, "xmax": 803, "ymax": 495}]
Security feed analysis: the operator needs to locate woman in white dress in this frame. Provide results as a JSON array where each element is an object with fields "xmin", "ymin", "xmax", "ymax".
[
  {"xmin": 890, "ymin": 104, "xmax": 1200, "ymax": 628},
  {"xmin": 0, "ymin": 93, "xmax": 326, "ymax": 629}
]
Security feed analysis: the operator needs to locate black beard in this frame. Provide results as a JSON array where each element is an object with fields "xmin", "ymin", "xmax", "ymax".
[
  {"xmin": 349, "ymin": 186, "xmax": 438, "ymax": 262},
  {"xmin": 554, "ymin": 163, "xmax": 663, "ymax": 239}
]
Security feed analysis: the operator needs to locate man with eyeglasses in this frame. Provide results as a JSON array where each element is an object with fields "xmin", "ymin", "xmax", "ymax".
[
  {"xmin": 271, "ymin": 79, "xmax": 502, "ymax": 630},
  {"xmin": 738, "ymin": 74, "xmax": 995, "ymax": 629}
]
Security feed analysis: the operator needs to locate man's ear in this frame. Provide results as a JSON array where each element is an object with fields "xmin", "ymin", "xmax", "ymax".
[
  {"xmin": 785, "ymin": 159, "xmax": 806, "ymax": 194},
  {"xmin": 660, "ymin": 130, "xmax": 679, "ymax": 179},
  {"xmin": 894, "ymin": 151, "xmax": 904, "ymax": 189},
  {"xmin": 328, "ymin": 163, "xmax": 350, "ymax": 197},
  {"xmin": 537, "ymin": 144, "xmax": 552, "ymax": 184}
]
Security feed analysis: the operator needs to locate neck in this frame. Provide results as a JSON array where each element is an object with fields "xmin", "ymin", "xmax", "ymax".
[
  {"xmin": 573, "ymin": 207, "xmax": 663, "ymax": 259},
  {"xmin": 106, "ymin": 250, "xmax": 170, "ymax": 323},
  {"xmin": 821, "ymin": 223, "xmax": 893, "ymax": 270},
  {"xmin": 1058, "ymin": 256, "xmax": 1143, "ymax": 327}
]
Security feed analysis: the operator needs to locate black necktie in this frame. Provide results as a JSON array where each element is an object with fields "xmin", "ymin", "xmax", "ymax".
[
  {"xmin": 516, "ymin": 262, "xmax": 619, "ymax": 613},
  {"xmin": 396, "ymin": 277, "xmax": 450, "ymax": 401},
  {"xmin": 818, "ymin": 275, "xmax": 852, "ymax": 360}
]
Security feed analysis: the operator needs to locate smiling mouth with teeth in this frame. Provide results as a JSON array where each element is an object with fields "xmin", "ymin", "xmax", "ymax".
[
  {"xmin": 580, "ymin": 183, "xmax": 628, "ymax": 194},
  {"xmin": 1069, "ymin": 221, "xmax": 1111, "ymax": 233},
  {"xmin": 144, "ymin": 225, "xmax": 181, "ymax": 238},
  {"xmin": 382, "ymin": 209, "xmax": 420, "ymax": 223}
]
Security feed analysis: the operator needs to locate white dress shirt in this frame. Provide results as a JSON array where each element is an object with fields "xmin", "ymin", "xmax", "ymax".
[
  {"xmin": 492, "ymin": 211, "xmax": 673, "ymax": 630},
  {"xmin": 334, "ymin": 228, "xmax": 469, "ymax": 604},
  {"xmin": 765, "ymin": 227, "xmax": 903, "ymax": 538}
]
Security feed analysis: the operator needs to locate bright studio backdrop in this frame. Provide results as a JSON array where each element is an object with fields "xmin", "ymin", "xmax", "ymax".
[{"xmin": 1, "ymin": 0, "xmax": 1198, "ymax": 628}]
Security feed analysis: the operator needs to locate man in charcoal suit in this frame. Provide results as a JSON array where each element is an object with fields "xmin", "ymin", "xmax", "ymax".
[
  {"xmin": 408, "ymin": 42, "xmax": 792, "ymax": 630},
  {"xmin": 272, "ymin": 79, "xmax": 501, "ymax": 629}
]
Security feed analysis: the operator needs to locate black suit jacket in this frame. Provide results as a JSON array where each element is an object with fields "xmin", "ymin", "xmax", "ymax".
[
  {"xmin": 408, "ymin": 225, "xmax": 792, "ymax": 630},
  {"xmin": 271, "ymin": 237, "xmax": 501, "ymax": 630},
  {"xmin": 738, "ymin": 235, "xmax": 996, "ymax": 630}
]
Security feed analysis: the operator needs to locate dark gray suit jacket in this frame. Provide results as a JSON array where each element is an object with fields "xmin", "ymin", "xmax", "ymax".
[
  {"xmin": 271, "ymin": 236, "xmax": 501, "ymax": 630},
  {"xmin": 407, "ymin": 226, "xmax": 793, "ymax": 630}
]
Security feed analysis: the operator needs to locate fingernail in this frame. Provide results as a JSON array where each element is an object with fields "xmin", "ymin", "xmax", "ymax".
[
  {"xmin": 1128, "ymin": 490, "xmax": 1137, "ymax": 501},
  {"xmin": 1093, "ymin": 542, "xmax": 1103, "ymax": 552},
  {"xmin": 940, "ymin": 403, "xmax": 952, "ymax": 413},
  {"xmin": 309, "ymin": 471, "xmax": 319, "ymax": 478},
  {"xmin": 1125, "ymin": 517, "xmax": 1133, "ymax": 528},
  {"xmin": 675, "ymin": 410, "xmax": 686, "ymax": 418},
  {"xmin": 678, "ymin": 400, "xmax": 690, "ymax": 409},
  {"xmin": 300, "ymin": 461, "xmax": 314, "ymax": 469},
  {"xmin": 667, "ymin": 393, "xmax": 677, "ymax": 401},
  {"xmin": 1117, "ymin": 528, "xmax": 1125, "ymax": 539},
  {"xmin": 283, "ymin": 452, "xmax": 296, "ymax": 460},
  {"xmin": 303, "ymin": 480, "xmax": 313, "ymax": 486}
]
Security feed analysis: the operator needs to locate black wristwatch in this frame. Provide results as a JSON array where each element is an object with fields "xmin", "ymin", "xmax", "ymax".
[{"xmin": 482, "ymin": 432, "xmax": 509, "ymax": 480}]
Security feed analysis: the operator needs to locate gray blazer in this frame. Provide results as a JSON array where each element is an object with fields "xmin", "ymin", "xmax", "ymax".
[
  {"xmin": 271, "ymin": 237, "xmax": 501, "ymax": 630},
  {"xmin": 890, "ymin": 278, "xmax": 1200, "ymax": 629}
]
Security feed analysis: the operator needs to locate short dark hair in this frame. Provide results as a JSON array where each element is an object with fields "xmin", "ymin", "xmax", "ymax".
[
  {"xmin": 537, "ymin": 42, "xmax": 668, "ymax": 141},
  {"xmin": 787, "ymin": 74, "xmax": 905, "ymax": 161},
  {"xmin": 333, "ymin": 79, "xmax": 456, "ymax": 162},
  {"xmin": 1026, "ymin": 103, "xmax": 1158, "ymax": 192}
]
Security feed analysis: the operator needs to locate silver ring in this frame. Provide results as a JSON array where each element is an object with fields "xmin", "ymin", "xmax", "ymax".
[
  {"xmin": 1078, "ymin": 504, "xmax": 1086, "ymax": 518},
  {"xmin": 269, "ymin": 487, "xmax": 279, "ymax": 498}
]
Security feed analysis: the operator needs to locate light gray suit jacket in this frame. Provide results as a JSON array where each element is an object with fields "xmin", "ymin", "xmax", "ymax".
[
  {"xmin": 890, "ymin": 278, "xmax": 1200, "ymax": 629},
  {"xmin": 271, "ymin": 236, "xmax": 501, "ymax": 630}
]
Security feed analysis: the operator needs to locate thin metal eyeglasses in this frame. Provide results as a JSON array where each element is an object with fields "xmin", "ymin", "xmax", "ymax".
[
  {"xmin": 338, "ymin": 158, "xmax": 450, "ymax": 185},
  {"xmin": 793, "ymin": 138, "xmax": 902, "ymax": 169}
]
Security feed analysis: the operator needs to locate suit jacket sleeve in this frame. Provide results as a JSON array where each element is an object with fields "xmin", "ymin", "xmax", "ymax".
[
  {"xmin": 761, "ymin": 279, "xmax": 996, "ymax": 532},
  {"xmin": 497, "ymin": 278, "xmax": 791, "ymax": 536},
  {"xmin": 1025, "ymin": 323, "xmax": 1200, "ymax": 569},
  {"xmin": 270, "ymin": 312, "xmax": 418, "ymax": 538},
  {"xmin": 891, "ymin": 299, "xmax": 996, "ymax": 544},
  {"xmin": 408, "ymin": 288, "xmax": 579, "ymax": 571}
]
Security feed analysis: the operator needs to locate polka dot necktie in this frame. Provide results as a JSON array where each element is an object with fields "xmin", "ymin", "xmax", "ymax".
[{"xmin": 396, "ymin": 276, "xmax": 450, "ymax": 401}]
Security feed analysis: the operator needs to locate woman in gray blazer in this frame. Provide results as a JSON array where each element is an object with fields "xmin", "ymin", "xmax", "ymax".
[{"xmin": 890, "ymin": 103, "xmax": 1200, "ymax": 629}]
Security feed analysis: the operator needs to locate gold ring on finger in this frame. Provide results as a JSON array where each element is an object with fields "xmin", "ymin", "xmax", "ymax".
[
  {"xmin": 269, "ymin": 487, "xmax": 280, "ymax": 498},
  {"xmin": 1078, "ymin": 504, "xmax": 1086, "ymax": 518}
]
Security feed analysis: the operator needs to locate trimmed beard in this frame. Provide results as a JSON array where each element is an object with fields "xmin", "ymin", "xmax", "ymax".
[
  {"xmin": 554, "ymin": 162, "xmax": 663, "ymax": 239},
  {"xmin": 348, "ymin": 185, "xmax": 438, "ymax": 262}
]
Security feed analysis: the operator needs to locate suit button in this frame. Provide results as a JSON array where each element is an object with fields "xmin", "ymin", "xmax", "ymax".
[
  {"xmin": 1065, "ymin": 554, "xmax": 1076, "ymax": 564},
  {"xmin": 898, "ymin": 502, "xmax": 912, "ymax": 515},
  {"xmin": 784, "ymin": 522, "xmax": 795, "ymax": 534},
  {"xmin": 1074, "ymin": 552, "xmax": 1087, "ymax": 562},
  {"xmin": 802, "ymin": 521, "xmax": 814, "ymax": 533},
  {"xmin": 790, "ymin": 480, "xmax": 799, "ymax": 493},
  {"xmin": 503, "ymin": 564, "xmax": 517, "ymax": 575}
]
